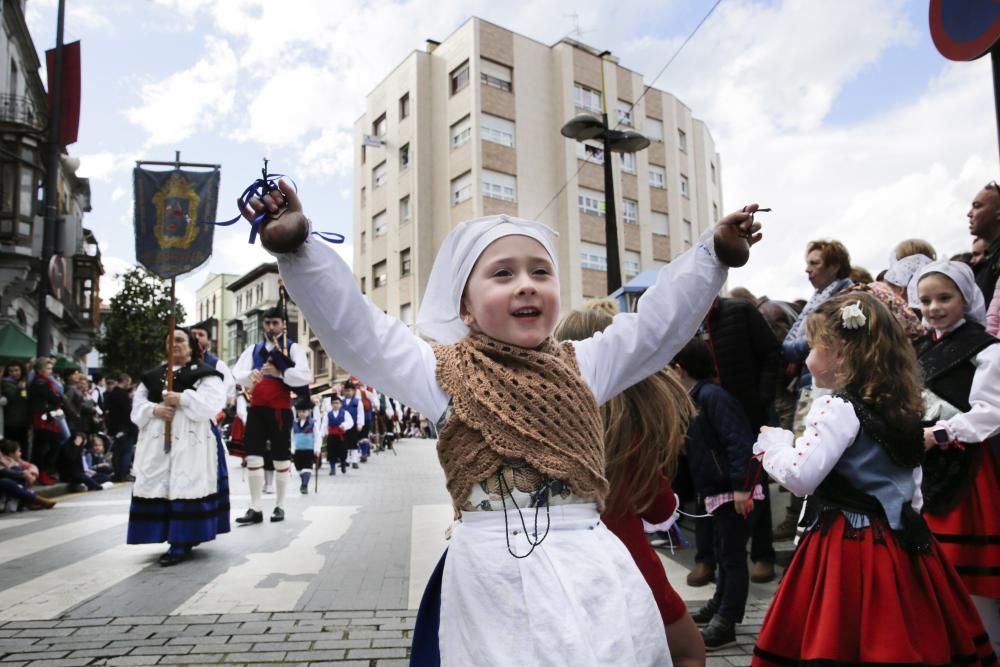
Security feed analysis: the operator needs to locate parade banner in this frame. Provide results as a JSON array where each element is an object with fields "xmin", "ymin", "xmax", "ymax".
[{"xmin": 133, "ymin": 167, "xmax": 219, "ymax": 279}]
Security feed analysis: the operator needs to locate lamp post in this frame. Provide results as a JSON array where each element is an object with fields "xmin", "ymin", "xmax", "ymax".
[{"xmin": 561, "ymin": 53, "xmax": 650, "ymax": 294}]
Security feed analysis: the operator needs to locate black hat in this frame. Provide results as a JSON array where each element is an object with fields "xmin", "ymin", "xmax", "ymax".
[
  {"xmin": 294, "ymin": 397, "xmax": 313, "ymax": 411},
  {"xmin": 342, "ymin": 379, "xmax": 355, "ymax": 390}
]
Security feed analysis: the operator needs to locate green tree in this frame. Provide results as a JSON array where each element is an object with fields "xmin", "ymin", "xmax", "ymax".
[{"xmin": 97, "ymin": 268, "xmax": 186, "ymax": 380}]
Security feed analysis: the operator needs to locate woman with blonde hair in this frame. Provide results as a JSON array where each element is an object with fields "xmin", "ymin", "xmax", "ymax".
[{"xmin": 556, "ymin": 303, "xmax": 705, "ymax": 667}]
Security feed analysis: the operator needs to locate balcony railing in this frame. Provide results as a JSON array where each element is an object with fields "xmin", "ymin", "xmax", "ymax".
[{"xmin": 0, "ymin": 94, "xmax": 46, "ymax": 131}]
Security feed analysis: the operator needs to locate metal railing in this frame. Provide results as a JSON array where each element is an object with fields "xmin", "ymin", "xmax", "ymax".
[{"xmin": 0, "ymin": 94, "xmax": 46, "ymax": 130}]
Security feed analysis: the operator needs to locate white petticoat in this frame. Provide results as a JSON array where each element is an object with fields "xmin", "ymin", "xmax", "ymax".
[{"xmin": 440, "ymin": 503, "xmax": 672, "ymax": 666}]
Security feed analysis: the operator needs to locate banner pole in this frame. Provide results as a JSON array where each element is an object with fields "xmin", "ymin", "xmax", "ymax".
[{"xmin": 165, "ymin": 276, "xmax": 176, "ymax": 453}]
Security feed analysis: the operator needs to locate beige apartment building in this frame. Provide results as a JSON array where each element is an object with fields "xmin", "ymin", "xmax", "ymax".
[{"xmin": 354, "ymin": 17, "xmax": 723, "ymax": 323}]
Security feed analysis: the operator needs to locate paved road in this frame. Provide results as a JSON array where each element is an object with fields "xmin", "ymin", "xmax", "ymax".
[{"xmin": 0, "ymin": 438, "xmax": 784, "ymax": 665}]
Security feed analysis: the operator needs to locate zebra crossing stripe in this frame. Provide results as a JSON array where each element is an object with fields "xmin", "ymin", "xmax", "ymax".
[
  {"xmin": 0, "ymin": 514, "xmax": 127, "ymax": 567},
  {"xmin": 171, "ymin": 505, "xmax": 359, "ymax": 615},
  {"xmin": 0, "ymin": 543, "xmax": 162, "ymax": 621},
  {"xmin": 0, "ymin": 517, "xmax": 41, "ymax": 532}
]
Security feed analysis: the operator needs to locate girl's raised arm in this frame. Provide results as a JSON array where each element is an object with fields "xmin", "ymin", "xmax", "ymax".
[{"xmin": 276, "ymin": 238, "xmax": 449, "ymax": 421}]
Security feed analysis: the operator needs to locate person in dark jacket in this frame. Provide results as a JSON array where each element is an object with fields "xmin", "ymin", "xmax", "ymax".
[
  {"xmin": 28, "ymin": 358, "xmax": 64, "ymax": 482},
  {"xmin": 968, "ymin": 181, "xmax": 1000, "ymax": 308},
  {"xmin": 672, "ymin": 338, "xmax": 758, "ymax": 650},
  {"xmin": 2, "ymin": 362, "xmax": 30, "ymax": 445},
  {"xmin": 104, "ymin": 373, "xmax": 136, "ymax": 481},
  {"xmin": 689, "ymin": 297, "xmax": 779, "ymax": 585}
]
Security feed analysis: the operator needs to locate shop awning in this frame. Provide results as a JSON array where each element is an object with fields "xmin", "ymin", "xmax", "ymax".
[{"xmin": 0, "ymin": 324, "xmax": 37, "ymax": 362}]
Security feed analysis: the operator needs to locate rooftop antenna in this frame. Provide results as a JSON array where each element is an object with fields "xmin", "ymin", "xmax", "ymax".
[{"xmin": 565, "ymin": 13, "xmax": 583, "ymax": 40}]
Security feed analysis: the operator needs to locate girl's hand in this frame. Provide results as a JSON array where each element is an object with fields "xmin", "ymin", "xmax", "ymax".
[
  {"xmin": 154, "ymin": 405, "xmax": 175, "ymax": 422},
  {"xmin": 713, "ymin": 204, "xmax": 763, "ymax": 268},
  {"xmin": 923, "ymin": 427, "xmax": 938, "ymax": 451},
  {"xmin": 240, "ymin": 179, "xmax": 310, "ymax": 254}
]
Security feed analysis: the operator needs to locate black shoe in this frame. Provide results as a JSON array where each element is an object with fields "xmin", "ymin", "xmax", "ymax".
[
  {"xmin": 341, "ymin": 464, "xmax": 347, "ymax": 473},
  {"xmin": 271, "ymin": 507, "xmax": 285, "ymax": 523},
  {"xmin": 235, "ymin": 509, "xmax": 264, "ymax": 525},
  {"xmin": 352, "ymin": 462, "xmax": 359, "ymax": 469},
  {"xmin": 300, "ymin": 483, "xmax": 308, "ymax": 494},
  {"xmin": 329, "ymin": 468, "xmax": 336, "ymax": 476},
  {"xmin": 158, "ymin": 551, "xmax": 187, "ymax": 567},
  {"xmin": 691, "ymin": 601, "xmax": 718, "ymax": 625},
  {"xmin": 701, "ymin": 615, "xmax": 736, "ymax": 650}
]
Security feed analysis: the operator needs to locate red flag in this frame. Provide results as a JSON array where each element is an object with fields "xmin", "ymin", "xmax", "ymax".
[{"xmin": 45, "ymin": 40, "xmax": 81, "ymax": 146}]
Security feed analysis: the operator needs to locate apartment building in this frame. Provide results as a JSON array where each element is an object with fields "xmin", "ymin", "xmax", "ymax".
[
  {"xmin": 353, "ymin": 17, "xmax": 723, "ymax": 323},
  {"xmin": 194, "ymin": 272, "xmax": 239, "ymax": 361}
]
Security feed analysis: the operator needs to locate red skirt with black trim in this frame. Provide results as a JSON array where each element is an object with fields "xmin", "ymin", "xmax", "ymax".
[
  {"xmin": 753, "ymin": 513, "xmax": 995, "ymax": 667},
  {"xmin": 925, "ymin": 445, "xmax": 1000, "ymax": 598}
]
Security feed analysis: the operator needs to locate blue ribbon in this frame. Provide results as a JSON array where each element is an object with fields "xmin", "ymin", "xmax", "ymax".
[{"xmin": 206, "ymin": 173, "xmax": 344, "ymax": 246}]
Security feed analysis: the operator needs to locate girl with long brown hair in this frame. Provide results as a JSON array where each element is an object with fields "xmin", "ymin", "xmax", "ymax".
[
  {"xmin": 555, "ymin": 304, "xmax": 704, "ymax": 667},
  {"xmin": 752, "ymin": 292, "xmax": 993, "ymax": 666}
]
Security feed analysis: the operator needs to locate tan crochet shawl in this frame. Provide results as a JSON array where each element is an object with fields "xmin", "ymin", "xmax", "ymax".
[{"xmin": 433, "ymin": 333, "xmax": 608, "ymax": 512}]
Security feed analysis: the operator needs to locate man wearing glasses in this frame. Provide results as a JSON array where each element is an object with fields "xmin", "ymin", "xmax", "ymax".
[{"xmin": 970, "ymin": 181, "xmax": 1000, "ymax": 306}]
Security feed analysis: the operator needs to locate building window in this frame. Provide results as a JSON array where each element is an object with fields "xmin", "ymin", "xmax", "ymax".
[
  {"xmin": 620, "ymin": 152, "xmax": 636, "ymax": 174},
  {"xmin": 360, "ymin": 276, "xmax": 366, "ymax": 294},
  {"xmin": 399, "ymin": 143, "xmax": 410, "ymax": 170},
  {"xmin": 212, "ymin": 295, "xmax": 217, "ymax": 315},
  {"xmin": 622, "ymin": 198, "xmax": 638, "ymax": 225},
  {"xmin": 373, "ymin": 161, "xmax": 387, "ymax": 188},
  {"xmin": 616, "ymin": 100, "xmax": 633, "ymax": 127},
  {"xmin": 580, "ymin": 241, "xmax": 608, "ymax": 271},
  {"xmin": 684, "ymin": 219, "xmax": 693, "ymax": 249},
  {"xmin": 450, "ymin": 115, "xmax": 471, "ymax": 149},
  {"xmin": 451, "ymin": 171, "xmax": 472, "ymax": 206},
  {"xmin": 578, "ymin": 188, "xmax": 605, "ymax": 217},
  {"xmin": 400, "ymin": 195, "xmax": 411, "ymax": 225},
  {"xmin": 450, "ymin": 61, "xmax": 469, "ymax": 95},
  {"xmin": 680, "ymin": 174, "xmax": 690, "ymax": 198},
  {"xmin": 711, "ymin": 162, "xmax": 716, "ymax": 183},
  {"xmin": 373, "ymin": 260, "xmax": 388, "ymax": 288},
  {"xmin": 677, "ymin": 128, "xmax": 687, "ymax": 152},
  {"xmin": 646, "ymin": 117, "xmax": 664, "ymax": 141},
  {"xmin": 399, "ymin": 92, "xmax": 410, "ymax": 120},
  {"xmin": 480, "ymin": 59, "xmax": 512, "ymax": 92},
  {"xmin": 372, "ymin": 210, "xmax": 388, "ymax": 238},
  {"xmin": 360, "ymin": 230, "xmax": 366, "ymax": 252},
  {"xmin": 400, "ymin": 302, "xmax": 413, "ymax": 326},
  {"xmin": 314, "ymin": 347, "xmax": 328, "ymax": 377},
  {"xmin": 256, "ymin": 283, "xmax": 263, "ymax": 303},
  {"xmin": 236, "ymin": 294, "xmax": 242, "ymax": 313},
  {"xmin": 578, "ymin": 140, "xmax": 604, "ymax": 164},
  {"xmin": 481, "ymin": 113, "xmax": 515, "ymax": 147},
  {"xmin": 713, "ymin": 202, "xmax": 719, "ymax": 223},
  {"xmin": 482, "ymin": 170, "xmax": 516, "ymax": 202},
  {"xmin": 400, "ymin": 248, "xmax": 411, "ymax": 276},
  {"xmin": 624, "ymin": 250, "xmax": 641, "ymax": 279},
  {"xmin": 360, "ymin": 186, "xmax": 366, "ymax": 208},
  {"xmin": 648, "ymin": 166, "xmax": 666, "ymax": 189},
  {"xmin": 574, "ymin": 83, "xmax": 602, "ymax": 113},
  {"xmin": 373, "ymin": 113, "xmax": 387, "ymax": 138},
  {"xmin": 651, "ymin": 211, "xmax": 669, "ymax": 236}
]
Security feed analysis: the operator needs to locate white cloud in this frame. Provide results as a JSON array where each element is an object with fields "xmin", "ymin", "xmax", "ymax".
[
  {"xmin": 123, "ymin": 36, "xmax": 238, "ymax": 146},
  {"xmin": 110, "ymin": 186, "xmax": 125, "ymax": 202},
  {"xmin": 76, "ymin": 151, "xmax": 136, "ymax": 182}
]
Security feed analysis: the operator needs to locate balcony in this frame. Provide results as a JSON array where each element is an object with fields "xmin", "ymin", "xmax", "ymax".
[{"xmin": 0, "ymin": 94, "xmax": 46, "ymax": 132}]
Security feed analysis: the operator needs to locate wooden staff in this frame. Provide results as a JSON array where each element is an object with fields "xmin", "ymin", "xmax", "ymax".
[{"xmin": 164, "ymin": 276, "xmax": 176, "ymax": 453}]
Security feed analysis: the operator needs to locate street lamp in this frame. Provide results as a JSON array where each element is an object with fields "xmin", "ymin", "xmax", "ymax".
[{"xmin": 561, "ymin": 55, "xmax": 649, "ymax": 294}]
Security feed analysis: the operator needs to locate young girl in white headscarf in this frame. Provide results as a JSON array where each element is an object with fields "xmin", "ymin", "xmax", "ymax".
[
  {"xmin": 915, "ymin": 260, "xmax": 1000, "ymax": 651},
  {"xmin": 242, "ymin": 183, "xmax": 761, "ymax": 666}
]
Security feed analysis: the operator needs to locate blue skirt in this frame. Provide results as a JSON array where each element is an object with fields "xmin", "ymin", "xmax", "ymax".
[
  {"xmin": 127, "ymin": 428, "xmax": 231, "ymax": 546},
  {"xmin": 410, "ymin": 549, "xmax": 446, "ymax": 666}
]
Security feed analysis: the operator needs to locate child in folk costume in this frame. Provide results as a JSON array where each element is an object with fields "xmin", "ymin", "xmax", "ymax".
[
  {"xmin": 340, "ymin": 380, "xmax": 365, "ymax": 469},
  {"xmin": 244, "ymin": 182, "xmax": 761, "ymax": 666},
  {"xmin": 554, "ymin": 306, "xmax": 704, "ymax": 667},
  {"xmin": 292, "ymin": 399, "xmax": 317, "ymax": 494},
  {"xmin": 326, "ymin": 396, "xmax": 354, "ymax": 474},
  {"xmin": 914, "ymin": 260, "xmax": 1000, "ymax": 649},
  {"xmin": 752, "ymin": 292, "xmax": 994, "ymax": 666}
]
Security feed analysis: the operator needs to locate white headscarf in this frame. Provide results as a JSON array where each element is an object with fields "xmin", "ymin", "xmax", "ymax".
[
  {"xmin": 916, "ymin": 260, "xmax": 986, "ymax": 325},
  {"xmin": 884, "ymin": 253, "xmax": 933, "ymax": 309},
  {"xmin": 415, "ymin": 214, "xmax": 560, "ymax": 343}
]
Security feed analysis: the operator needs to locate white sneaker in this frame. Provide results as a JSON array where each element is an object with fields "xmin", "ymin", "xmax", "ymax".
[{"xmin": 100, "ymin": 481, "xmax": 115, "ymax": 490}]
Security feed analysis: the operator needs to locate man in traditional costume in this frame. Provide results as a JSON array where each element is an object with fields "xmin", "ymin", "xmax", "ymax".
[{"xmin": 232, "ymin": 306, "xmax": 312, "ymax": 524}]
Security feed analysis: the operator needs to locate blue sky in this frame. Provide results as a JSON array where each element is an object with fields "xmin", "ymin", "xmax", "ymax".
[{"xmin": 24, "ymin": 0, "xmax": 998, "ymax": 317}]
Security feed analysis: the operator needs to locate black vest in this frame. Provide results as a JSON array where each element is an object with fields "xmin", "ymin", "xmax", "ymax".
[
  {"xmin": 916, "ymin": 321, "xmax": 997, "ymax": 413},
  {"xmin": 140, "ymin": 361, "xmax": 223, "ymax": 404}
]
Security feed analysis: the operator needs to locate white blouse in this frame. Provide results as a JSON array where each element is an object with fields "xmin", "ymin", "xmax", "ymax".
[
  {"xmin": 754, "ymin": 395, "xmax": 923, "ymax": 510},
  {"xmin": 273, "ymin": 229, "xmax": 728, "ymax": 422}
]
